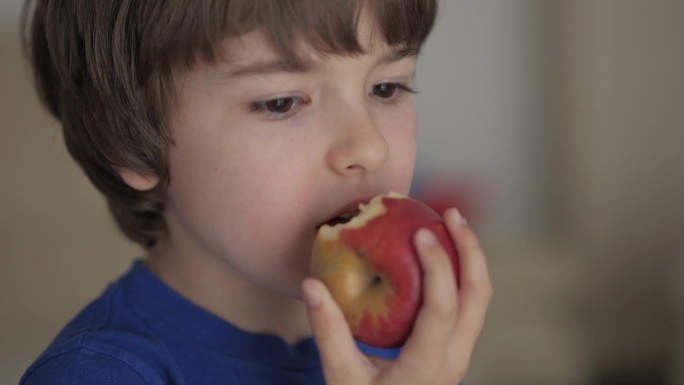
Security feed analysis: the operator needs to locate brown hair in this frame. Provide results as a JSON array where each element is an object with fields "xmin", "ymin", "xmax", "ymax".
[{"xmin": 21, "ymin": 0, "xmax": 438, "ymax": 248}]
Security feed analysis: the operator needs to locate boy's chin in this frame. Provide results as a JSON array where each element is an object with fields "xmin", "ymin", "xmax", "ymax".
[
  {"xmin": 255, "ymin": 271, "xmax": 310, "ymax": 302},
  {"xmin": 280, "ymin": 286, "xmax": 310, "ymax": 305}
]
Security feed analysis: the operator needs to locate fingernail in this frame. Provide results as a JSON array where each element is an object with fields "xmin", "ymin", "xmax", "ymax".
[
  {"xmin": 302, "ymin": 279, "xmax": 321, "ymax": 308},
  {"xmin": 447, "ymin": 208, "xmax": 467, "ymax": 226},
  {"xmin": 416, "ymin": 228, "xmax": 437, "ymax": 247}
]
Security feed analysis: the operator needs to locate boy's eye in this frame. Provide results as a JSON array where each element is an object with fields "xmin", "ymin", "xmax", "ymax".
[
  {"xmin": 371, "ymin": 82, "xmax": 417, "ymax": 100},
  {"xmin": 249, "ymin": 96, "xmax": 310, "ymax": 120},
  {"xmin": 372, "ymin": 83, "xmax": 399, "ymax": 99},
  {"xmin": 264, "ymin": 98, "xmax": 295, "ymax": 113}
]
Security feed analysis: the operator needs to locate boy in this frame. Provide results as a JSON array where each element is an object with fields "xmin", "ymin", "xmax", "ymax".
[{"xmin": 20, "ymin": 0, "xmax": 491, "ymax": 384}]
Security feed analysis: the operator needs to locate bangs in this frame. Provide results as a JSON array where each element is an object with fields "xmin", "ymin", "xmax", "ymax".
[{"xmin": 141, "ymin": 0, "xmax": 437, "ymax": 74}]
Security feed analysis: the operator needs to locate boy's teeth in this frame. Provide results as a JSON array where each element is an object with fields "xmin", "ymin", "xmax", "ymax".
[
  {"xmin": 340, "ymin": 210, "xmax": 361, "ymax": 220},
  {"xmin": 324, "ymin": 210, "xmax": 361, "ymax": 227}
]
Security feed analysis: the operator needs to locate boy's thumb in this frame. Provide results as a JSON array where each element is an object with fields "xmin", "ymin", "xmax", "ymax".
[{"xmin": 301, "ymin": 278, "xmax": 364, "ymax": 382}]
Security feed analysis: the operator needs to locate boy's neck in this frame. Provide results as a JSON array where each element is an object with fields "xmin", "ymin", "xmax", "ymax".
[{"xmin": 143, "ymin": 240, "xmax": 312, "ymax": 345}]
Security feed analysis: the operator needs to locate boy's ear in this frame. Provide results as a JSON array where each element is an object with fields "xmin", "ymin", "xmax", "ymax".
[{"xmin": 118, "ymin": 169, "xmax": 160, "ymax": 191}]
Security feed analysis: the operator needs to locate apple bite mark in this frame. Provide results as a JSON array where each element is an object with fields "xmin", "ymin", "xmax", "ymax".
[{"xmin": 317, "ymin": 194, "xmax": 389, "ymax": 241}]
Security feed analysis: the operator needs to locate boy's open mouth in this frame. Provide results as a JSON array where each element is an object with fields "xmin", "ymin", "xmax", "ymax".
[
  {"xmin": 316, "ymin": 196, "xmax": 377, "ymax": 230},
  {"xmin": 323, "ymin": 210, "xmax": 361, "ymax": 228},
  {"xmin": 316, "ymin": 209, "xmax": 361, "ymax": 230}
]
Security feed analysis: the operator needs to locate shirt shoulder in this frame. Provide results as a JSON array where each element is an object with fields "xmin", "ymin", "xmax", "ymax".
[
  {"xmin": 21, "ymin": 347, "xmax": 151, "ymax": 385},
  {"xmin": 21, "ymin": 268, "xmax": 185, "ymax": 384},
  {"xmin": 20, "ymin": 326, "xmax": 189, "ymax": 385}
]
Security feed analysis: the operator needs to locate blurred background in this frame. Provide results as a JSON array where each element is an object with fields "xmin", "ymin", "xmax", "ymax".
[{"xmin": 1, "ymin": 1, "xmax": 683, "ymax": 384}]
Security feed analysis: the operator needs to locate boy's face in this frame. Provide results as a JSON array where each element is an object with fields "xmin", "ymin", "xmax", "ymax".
[{"xmin": 159, "ymin": 17, "xmax": 418, "ymax": 299}]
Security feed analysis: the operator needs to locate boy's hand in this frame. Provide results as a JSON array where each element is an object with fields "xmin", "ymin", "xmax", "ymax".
[{"xmin": 302, "ymin": 208, "xmax": 492, "ymax": 385}]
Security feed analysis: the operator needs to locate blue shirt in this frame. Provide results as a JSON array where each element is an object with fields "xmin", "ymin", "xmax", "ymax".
[{"xmin": 21, "ymin": 261, "xmax": 399, "ymax": 384}]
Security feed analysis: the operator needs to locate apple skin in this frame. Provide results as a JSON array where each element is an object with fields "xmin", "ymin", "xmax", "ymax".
[{"xmin": 311, "ymin": 192, "xmax": 459, "ymax": 348}]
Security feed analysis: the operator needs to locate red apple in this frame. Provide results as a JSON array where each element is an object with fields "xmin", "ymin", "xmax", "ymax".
[{"xmin": 310, "ymin": 191, "xmax": 459, "ymax": 348}]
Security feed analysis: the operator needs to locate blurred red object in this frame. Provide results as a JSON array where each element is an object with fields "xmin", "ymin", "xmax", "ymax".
[{"xmin": 413, "ymin": 175, "xmax": 484, "ymax": 225}]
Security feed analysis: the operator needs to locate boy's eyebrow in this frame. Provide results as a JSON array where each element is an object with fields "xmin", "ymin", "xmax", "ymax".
[
  {"xmin": 224, "ymin": 46, "xmax": 418, "ymax": 79},
  {"xmin": 377, "ymin": 46, "xmax": 419, "ymax": 66}
]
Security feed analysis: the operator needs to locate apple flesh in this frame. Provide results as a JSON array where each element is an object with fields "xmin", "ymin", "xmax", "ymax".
[{"xmin": 310, "ymin": 191, "xmax": 459, "ymax": 348}]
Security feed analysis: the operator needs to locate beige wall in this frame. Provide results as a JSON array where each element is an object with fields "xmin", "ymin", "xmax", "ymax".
[{"xmin": 550, "ymin": 0, "xmax": 684, "ymax": 381}]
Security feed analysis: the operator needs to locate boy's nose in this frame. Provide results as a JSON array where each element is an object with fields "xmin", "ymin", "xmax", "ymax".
[{"xmin": 326, "ymin": 108, "xmax": 389, "ymax": 176}]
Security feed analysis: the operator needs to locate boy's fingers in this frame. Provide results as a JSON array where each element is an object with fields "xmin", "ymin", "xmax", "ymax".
[
  {"xmin": 301, "ymin": 278, "xmax": 366, "ymax": 384},
  {"xmin": 444, "ymin": 212, "xmax": 492, "ymax": 349},
  {"xmin": 397, "ymin": 227, "xmax": 458, "ymax": 370}
]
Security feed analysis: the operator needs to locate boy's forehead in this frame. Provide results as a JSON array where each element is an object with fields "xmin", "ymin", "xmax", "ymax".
[
  {"xmin": 210, "ymin": 28, "xmax": 408, "ymax": 78},
  {"xmin": 219, "ymin": 31, "xmax": 304, "ymax": 67}
]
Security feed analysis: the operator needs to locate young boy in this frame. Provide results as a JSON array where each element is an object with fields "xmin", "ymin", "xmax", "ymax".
[{"xmin": 20, "ymin": 0, "xmax": 491, "ymax": 384}]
